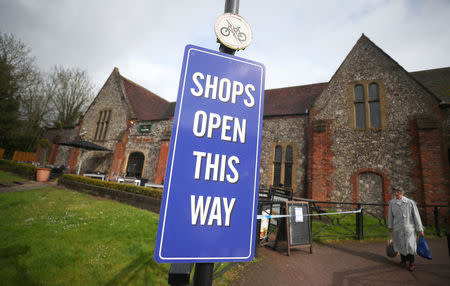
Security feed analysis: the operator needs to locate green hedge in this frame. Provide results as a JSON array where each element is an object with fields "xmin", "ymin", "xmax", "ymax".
[
  {"xmin": 61, "ymin": 174, "xmax": 163, "ymax": 199},
  {"xmin": 0, "ymin": 159, "xmax": 37, "ymax": 179}
]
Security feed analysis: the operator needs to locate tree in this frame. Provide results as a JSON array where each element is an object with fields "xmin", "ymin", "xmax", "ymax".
[
  {"xmin": 45, "ymin": 66, "xmax": 94, "ymax": 128},
  {"xmin": 0, "ymin": 33, "xmax": 41, "ymax": 154}
]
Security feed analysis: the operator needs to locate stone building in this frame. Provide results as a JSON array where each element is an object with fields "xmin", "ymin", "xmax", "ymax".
[{"xmin": 48, "ymin": 34, "xmax": 449, "ymax": 212}]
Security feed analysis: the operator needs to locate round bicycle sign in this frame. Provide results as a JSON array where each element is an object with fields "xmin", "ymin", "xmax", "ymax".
[{"xmin": 214, "ymin": 13, "xmax": 252, "ymax": 50}]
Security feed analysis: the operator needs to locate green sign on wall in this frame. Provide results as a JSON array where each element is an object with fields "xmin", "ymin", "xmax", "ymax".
[{"xmin": 138, "ymin": 124, "xmax": 152, "ymax": 133}]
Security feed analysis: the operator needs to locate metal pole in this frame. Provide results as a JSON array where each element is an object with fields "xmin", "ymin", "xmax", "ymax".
[
  {"xmin": 224, "ymin": 0, "xmax": 239, "ymax": 13},
  {"xmin": 434, "ymin": 206, "xmax": 441, "ymax": 237},
  {"xmin": 219, "ymin": 0, "xmax": 240, "ymax": 55},
  {"xmin": 356, "ymin": 204, "xmax": 363, "ymax": 240},
  {"xmin": 192, "ymin": 2, "xmax": 242, "ymax": 285},
  {"xmin": 193, "ymin": 263, "xmax": 214, "ymax": 286}
]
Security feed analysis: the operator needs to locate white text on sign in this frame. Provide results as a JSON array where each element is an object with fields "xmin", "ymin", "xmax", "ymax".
[
  {"xmin": 190, "ymin": 72, "xmax": 255, "ymax": 107},
  {"xmin": 191, "ymin": 195, "xmax": 236, "ymax": 226},
  {"xmin": 189, "ymin": 70, "xmax": 257, "ymax": 227}
]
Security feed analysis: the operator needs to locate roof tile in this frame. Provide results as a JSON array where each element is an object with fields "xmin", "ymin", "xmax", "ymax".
[
  {"xmin": 263, "ymin": 82, "xmax": 328, "ymax": 116},
  {"xmin": 121, "ymin": 76, "xmax": 170, "ymax": 121}
]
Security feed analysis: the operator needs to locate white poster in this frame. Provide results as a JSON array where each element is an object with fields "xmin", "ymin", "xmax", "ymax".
[{"xmin": 295, "ymin": 207, "xmax": 303, "ymax": 222}]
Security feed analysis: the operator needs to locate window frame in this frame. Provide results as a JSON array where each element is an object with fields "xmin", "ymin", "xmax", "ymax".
[
  {"xmin": 94, "ymin": 109, "xmax": 112, "ymax": 141},
  {"xmin": 271, "ymin": 143, "xmax": 296, "ymax": 190},
  {"xmin": 350, "ymin": 80, "xmax": 384, "ymax": 130}
]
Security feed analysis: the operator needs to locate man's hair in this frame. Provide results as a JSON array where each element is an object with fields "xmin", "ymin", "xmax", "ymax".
[{"xmin": 391, "ymin": 186, "xmax": 404, "ymax": 194}]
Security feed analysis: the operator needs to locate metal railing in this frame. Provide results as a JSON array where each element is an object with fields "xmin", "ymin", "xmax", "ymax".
[{"xmin": 257, "ymin": 197, "xmax": 448, "ymax": 242}]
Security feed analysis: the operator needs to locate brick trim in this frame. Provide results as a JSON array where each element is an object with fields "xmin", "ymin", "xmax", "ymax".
[{"xmin": 350, "ymin": 168, "xmax": 391, "ymax": 217}]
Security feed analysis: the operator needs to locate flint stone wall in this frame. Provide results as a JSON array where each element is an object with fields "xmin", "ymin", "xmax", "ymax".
[
  {"xmin": 124, "ymin": 119, "xmax": 173, "ymax": 182},
  {"xmin": 79, "ymin": 71, "xmax": 130, "ymax": 174},
  {"xmin": 311, "ymin": 37, "xmax": 443, "ymax": 203},
  {"xmin": 260, "ymin": 116, "xmax": 307, "ymax": 197}
]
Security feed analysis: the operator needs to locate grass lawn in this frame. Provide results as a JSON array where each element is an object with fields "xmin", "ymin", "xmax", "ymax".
[
  {"xmin": 310, "ymin": 209, "xmax": 442, "ymax": 241},
  {"xmin": 0, "ymin": 187, "xmax": 171, "ymax": 285},
  {"xmin": 0, "ymin": 186, "xmax": 240, "ymax": 285},
  {"xmin": 0, "ymin": 170, "xmax": 27, "ymax": 184}
]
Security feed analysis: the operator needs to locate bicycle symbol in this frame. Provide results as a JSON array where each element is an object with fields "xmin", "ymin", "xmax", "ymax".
[{"xmin": 220, "ymin": 20, "xmax": 247, "ymax": 42}]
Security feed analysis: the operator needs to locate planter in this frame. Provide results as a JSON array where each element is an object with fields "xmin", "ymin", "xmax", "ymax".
[{"xmin": 36, "ymin": 167, "xmax": 51, "ymax": 182}]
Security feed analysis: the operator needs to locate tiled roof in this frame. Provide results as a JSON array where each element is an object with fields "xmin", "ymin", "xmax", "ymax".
[
  {"xmin": 161, "ymin": 102, "xmax": 176, "ymax": 118},
  {"xmin": 263, "ymin": 82, "xmax": 328, "ymax": 117},
  {"xmin": 121, "ymin": 76, "xmax": 170, "ymax": 121},
  {"xmin": 118, "ymin": 64, "xmax": 449, "ymax": 122},
  {"xmin": 410, "ymin": 67, "xmax": 450, "ymax": 103}
]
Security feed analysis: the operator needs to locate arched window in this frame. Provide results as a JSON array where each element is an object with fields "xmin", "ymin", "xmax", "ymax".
[
  {"xmin": 368, "ymin": 83, "xmax": 381, "ymax": 128},
  {"xmin": 284, "ymin": 145, "xmax": 293, "ymax": 188},
  {"xmin": 126, "ymin": 152, "xmax": 145, "ymax": 178},
  {"xmin": 354, "ymin": 84, "xmax": 366, "ymax": 129},
  {"xmin": 272, "ymin": 144, "xmax": 295, "ymax": 189},
  {"xmin": 273, "ymin": 145, "xmax": 282, "ymax": 187},
  {"xmin": 353, "ymin": 82, "xmax": 382, "ymax": 129}
]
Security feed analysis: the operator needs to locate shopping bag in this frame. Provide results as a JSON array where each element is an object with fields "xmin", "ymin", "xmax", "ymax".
[
  {"xmin": 386, "ymin": 239, "xmax": 397, "ymax": 257},
  {"xmin": 417, "ymin": 236, "xmax": 432, "ymax": 260}
]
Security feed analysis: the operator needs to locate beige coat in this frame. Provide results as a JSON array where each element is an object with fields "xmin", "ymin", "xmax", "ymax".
[{"xmin": 388, "ymin": 196, "xmax": 423, "ymax": 255}]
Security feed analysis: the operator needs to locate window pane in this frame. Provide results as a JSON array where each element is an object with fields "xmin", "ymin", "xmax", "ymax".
[
  {"xmin": 102, "ymin": 110, "xmax": 111, "ymax": 139},
  {"xmin": 273, "ymin": 145, "xmax": 282, "ymax": 187},
  {"xmin": 284, "ymin": 163, "xmax": 292, "ymax": 188},
  {"xmin": 94, "ymin": 111, "xmax": 103, "ymax": 140},
  {"xmin": 369, "ymin": 102, "xmax": 381, "ymax": 128},
  {"xmin": 354, "ymin": 85, "xmax": 364, "ymax": 101},
  {"xmin": 355, "ymin": 103, "xmax": 366, "ymax": 129},
  {"xmin": 94, "ymin": 123, "xmax": 100, "ymax": 140},
  {"xmin": 369, "ymin": 83, "xmax": 379, "ymax": 101},
  {"xmin": 273, "ymin": 163, "xmax": 281, "ymax": 187},
  {"xmin": 274, "ymin": 145, "xmax": 282, "ymax": 162},
  {"xmin": 285, "ymin": 145, "xmax": 293, "ymax": 162}
]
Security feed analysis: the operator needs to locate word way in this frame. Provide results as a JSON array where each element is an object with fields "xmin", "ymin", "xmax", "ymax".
[{"xmin": 191, "ymin": 195, "xmax": 236, "ymax": 226}]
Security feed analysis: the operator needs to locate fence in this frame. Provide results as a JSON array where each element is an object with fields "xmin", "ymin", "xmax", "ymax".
[
  {"xmin": 257, "ymin": 198, "xmax": 448, "ymax": 243},
  {"xmin": 11, "ymin": 151, "xmax": 37, "ymax": 163}
]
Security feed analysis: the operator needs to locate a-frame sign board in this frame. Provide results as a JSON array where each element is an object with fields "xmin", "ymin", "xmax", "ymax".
[{"xmin": 286, "ymin": 201, "xmax": 312, "ymax": 255}]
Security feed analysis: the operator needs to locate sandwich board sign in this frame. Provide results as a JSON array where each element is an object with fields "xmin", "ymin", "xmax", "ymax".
[{"xmin": 154, "ymin": 44, "xmax": 265, "ymax": 263}]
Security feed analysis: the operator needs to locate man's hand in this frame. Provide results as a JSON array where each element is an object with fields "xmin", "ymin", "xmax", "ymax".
[
  {"xmin": 419, "ymin": 231, "xmax": 424, "ymax": 236},
  {"xmin": 388, "ymin": 228, "xmax": 393, "ymax": 233}
]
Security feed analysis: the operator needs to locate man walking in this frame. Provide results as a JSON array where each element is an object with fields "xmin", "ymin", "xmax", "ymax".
[{"xmin": 388, "ymin": 186, "xmax": 424, "ymax": 271}]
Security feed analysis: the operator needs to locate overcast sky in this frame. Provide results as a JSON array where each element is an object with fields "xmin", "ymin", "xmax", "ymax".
[{"xmin": 1, "ymin": 0, "xmax": 449, "ymax": 102}]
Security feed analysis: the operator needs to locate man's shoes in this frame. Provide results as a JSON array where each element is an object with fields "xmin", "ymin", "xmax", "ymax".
[
  {"xmin": 400, "ymin": 261, "xmax": 406, "ymax": 267},
  {"xmin": 408, "ymin": 263, "xmax": 415, "ymax": 272}
]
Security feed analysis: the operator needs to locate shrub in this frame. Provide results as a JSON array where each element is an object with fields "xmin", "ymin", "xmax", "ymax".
[
  {"xmin": 61, "ymin": 174, "xmax": 163, "ymax": 199},
  {"xmin": 0, "ymin": 159, "xmax": 36, "ymax": 179}
]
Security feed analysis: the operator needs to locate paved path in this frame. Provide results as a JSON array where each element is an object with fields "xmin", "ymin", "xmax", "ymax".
[
  {"xmin": 232, "ymin": 239, "xmax": 449, "ymax": 286},
  {"xmin": 0, "ymin": 180, "xmax": 57, "ymax": 193}
]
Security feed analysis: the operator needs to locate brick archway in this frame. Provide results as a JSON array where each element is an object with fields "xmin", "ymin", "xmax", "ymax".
[{"xmin": 350, "ymin": 168, "xmax": 391, "ymax": 217}]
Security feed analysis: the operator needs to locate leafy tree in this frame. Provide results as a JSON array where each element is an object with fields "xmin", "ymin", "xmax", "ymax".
[
  {"xmin": 0, "ymin": 33, "xmax": 41, "ymax": 155},
  {"xmin": 0, "ymin": 33, "xmax": 94, "ymax": 157},
  {"xmin": 45, "ymin": 66, "xmax": 94, "ymax": 128}
]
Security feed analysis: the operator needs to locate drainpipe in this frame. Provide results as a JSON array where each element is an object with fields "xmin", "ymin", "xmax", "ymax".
[{"xmin": 303, "ymin": 109, "xmax": 309, "ymax": 198}]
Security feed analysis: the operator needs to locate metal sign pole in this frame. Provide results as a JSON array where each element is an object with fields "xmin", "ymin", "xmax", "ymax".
[
  {"xmin": 193, "ymin": 3, "xmax": 240, "ymax": 286},
  {"xmin": 193, "ymin": 263, "xmax": 214, "ymax": 286},
  {"xmin": 219, "ymin": 0, "xmax": 240, "ymax": 55}
]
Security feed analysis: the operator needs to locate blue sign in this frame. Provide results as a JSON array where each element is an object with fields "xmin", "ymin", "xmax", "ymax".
[{"xmin": 154, "ymin": 45, "xmax": 265, "ymax": 263}]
